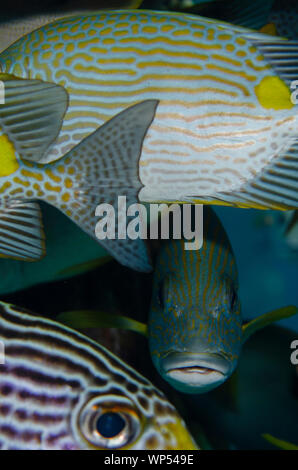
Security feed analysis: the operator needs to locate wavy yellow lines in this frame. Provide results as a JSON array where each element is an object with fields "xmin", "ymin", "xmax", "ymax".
[
  {"xmin": 97, "ymin": 57, "xmax": 136, "ymax": 65},
  {"xmin": 74, "ymin": 63, "xmax": 136, "ymax": 76},
  {"xmin": 150, "ymin": 124, "xmax": 272, "ymax": 139},
  {"xmin": 157, "ymin": 112, "xmax": 272, "ymax": 123},
  {"xmin": 65, "ymin": 53, "xmax": 93, "ymax": 66},
  {"xmin": 211, "ymin": 54, "xmax": 242, "ymax": 68},
  {"xmin": 245, "ymin": 59, "xmax": 270, "ymax": 72},
  {"xmin": 213, "ymin": 168, "xmax": 243, "ymax": 177},
  {"xmin": 150, "ymin": 139, "xmax": 255, "ymax": 153},
  {"xmin": 206, "ymin": 64, "xmax": 257, "ymax": 82},
  {"xmin": 63, "ymin": 112, "xmax": 111, "ymax": 122},
  {"xmin": 142, "ymin": 155, "xmax": 216, "ymax": 165},
  {"xmin": 163, "ymin": 99, "xmax": 255, "ymax": 108},
  {"xmin": 137, "ymin": 60, "xmax": 205, "ymax": 70},
  {"xmin": 140, "ymin": 149, "xmax": 190, "ymax": 158},
  {"xmin": 118, "ymin": 36, "xmax": 221, "ymax": 50},
  {"xmin": 111, "ymin": 45, "xmax": 210, "ymax": 61},
  {"xmin": 57, "ymin": 69, "xmax": 218, "ymax": 87}
]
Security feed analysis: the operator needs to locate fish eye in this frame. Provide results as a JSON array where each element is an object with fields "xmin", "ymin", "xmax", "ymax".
[{"xmin": 79, "ymin": 397, "xmax": 141, "ymax": 449}]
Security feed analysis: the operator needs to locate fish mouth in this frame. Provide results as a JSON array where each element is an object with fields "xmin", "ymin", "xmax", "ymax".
[{"xmin": 160, "ymin": 352, "xmax": 232, "ymax": 393}]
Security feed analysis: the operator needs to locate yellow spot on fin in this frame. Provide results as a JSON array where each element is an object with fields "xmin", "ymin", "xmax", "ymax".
[
  {"xmin": 56, "ymin": 310, "xmax": 148, "ymax": 336},
  {"xmin": 242, "ymin": 305, "xmax": 298, "ymax": 343},
  {"xmin": 0, "ymin": 75, "xmax": 69, "ymax": 164},
  {"xmin": 262, "ymin": 434, "xmax": 298, "ymax": 450},
  {"xmin": 255, "ymin": 76, "xmax": 294, "ymax": 110},
  {"xmin": 0, "ymin": 134, "xmax": 19, "ymax": 177},
  {"xmin": 57, "ymin": 256, "xmax": 112, "ymax": 277},
  {"xmin": 259, "ymin": 23, "xmax": 278, "ymax": 36}
]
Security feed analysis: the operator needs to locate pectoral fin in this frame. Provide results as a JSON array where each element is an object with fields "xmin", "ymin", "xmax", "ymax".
[
  {"xmin": 56, "ymin": 310, "xmax": 148, "ymax": 336},
  {"xmin": 0, "ymin": 74, "xmax": 68, "ymax": 163},
  {"xmin": 262, "ymin": 434, "xmax": 298, "ymax": 450},
  {"xmin": 242, "ymin": 305, "xmax": 298, "ymax": 343},
  {"xmin": 0, "ymin": 201, "xmax": 45, "ymax": 261}
]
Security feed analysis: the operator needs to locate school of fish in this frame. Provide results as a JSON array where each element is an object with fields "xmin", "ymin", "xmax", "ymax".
[
  {"xmin": 0, "ymin": 2, "xmax": 297, "ymax": 451},
  {"xmin": 0, "ymin": 9, "xmax": 297, "ymax": 271}
]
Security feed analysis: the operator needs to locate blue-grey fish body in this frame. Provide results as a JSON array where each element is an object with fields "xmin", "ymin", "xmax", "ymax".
[
  {"xmin": 0, "ymin": 302, "xmax": 197, "ymax": 450},
  {"xmin": 148, "ymin": 207, "xmax": 242, "ymax": 393}
]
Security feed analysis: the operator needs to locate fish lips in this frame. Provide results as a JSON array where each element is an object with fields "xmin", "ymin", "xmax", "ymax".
[{"xmin": 160, "ymin": 352, "xmax": 233, "ymax": 393}]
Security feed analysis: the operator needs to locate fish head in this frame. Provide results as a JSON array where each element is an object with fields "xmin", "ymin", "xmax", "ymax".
[
  {"xmin": 149, "ymin": 262, "xmax": 242, "ymax": 394},
  {"xmin": 70, "ymin": 387, "xmax": 199, "ymax": 450},
  {"xmin": 0, "ymin": 302, "xmax": 197, "ymax": 450}
]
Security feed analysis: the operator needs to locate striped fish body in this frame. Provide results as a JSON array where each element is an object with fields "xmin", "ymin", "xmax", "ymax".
[
  {"xmin": 148, "ymin": 207, "xmax": 242, "ymax": 393},
  {"xmin": 0, "ymin": 10, "xmax": 297, "ymax": 210},
  {"xmin": 0, "ymin": 302, "xmax": 198, "ymax": 450}
]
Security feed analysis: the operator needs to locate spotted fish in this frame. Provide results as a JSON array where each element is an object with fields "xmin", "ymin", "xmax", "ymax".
[
  {"xmin": 148, "ymin": 206, "xmax": 297, "ymax": 393},
  {"xmin": 0, "ymin": 95, "xmax": 158, "ymax": 271},
  {"xmin": 0, "ymin": 301, "xmax": 198, "ymax": 450},
  {"xmin": 0, "ymin": 10, "xmax": 297, "ymax": 213}
]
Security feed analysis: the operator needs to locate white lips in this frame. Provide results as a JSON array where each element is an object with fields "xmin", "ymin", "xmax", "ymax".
[
  {"xmin": 167, "ymin": 366, "xmax": 225, "ymax": 387},
  {"xmin": 160, "ymin": 352, "xmax": 232, "ymax": 392}
]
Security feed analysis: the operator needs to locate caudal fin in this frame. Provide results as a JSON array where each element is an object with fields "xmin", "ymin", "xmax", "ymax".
[{"xmin": 50, "ymin": 100, "xmax": 159, "ymax": 273}]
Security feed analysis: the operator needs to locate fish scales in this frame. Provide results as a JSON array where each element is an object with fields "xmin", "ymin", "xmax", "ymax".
[
  {"xmin": 0, "ymin": 302, "xmax": 198, "ymax": 450},
  {"xmin": 0, "ymin": 10, "xmax": 297, "ymax": 207}
]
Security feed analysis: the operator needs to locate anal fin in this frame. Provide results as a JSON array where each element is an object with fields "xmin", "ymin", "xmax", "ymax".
[
  {"xmin": 189, "ymin": 141, "xmax": 298, "ymax": 210},
  {"xmin": 0, "ymin": 201, "xmax": 45, "ymax": 261}
]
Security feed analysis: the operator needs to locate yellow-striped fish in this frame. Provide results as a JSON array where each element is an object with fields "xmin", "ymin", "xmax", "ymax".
[
  {"xmin": 0, "ymin": 301, "xmax": 197, "ymax": 450},
  {"xmin": 0, "ymin": 10, "xmax": 297, "ymax": 271},
  {"xmin": 0, "ymin": 10, "xmax": 297, "ymax": 210},
  {"xmin": 148, "ymin": 206, "xmax": 298, "ymax": 393}
]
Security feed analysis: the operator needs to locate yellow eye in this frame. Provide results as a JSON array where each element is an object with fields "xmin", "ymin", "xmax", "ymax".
[{"xmin": 79, "ymin": 397, "xmax": 141, "ymax": 449}]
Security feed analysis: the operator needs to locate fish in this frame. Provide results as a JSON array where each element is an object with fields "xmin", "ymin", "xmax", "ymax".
[
  {"xmin": 0, "ymin": 92, "xmax": 159, "ymax": 272},
  {"xmin": 0, "ymin": 10, "xmax": 297, "ymax": 218},
  {"xmin": 148, "ymin": 206, "xmax": 298, "ymax": 393},
  {"xmin": 0, "ymin": 301, "xmax": 198, "ymax": 450},
  {"xmin": 0, "ymin": 1, "xmax": 144, "ymax": 53}
]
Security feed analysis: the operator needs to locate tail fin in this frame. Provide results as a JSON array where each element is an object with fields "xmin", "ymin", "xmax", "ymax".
[{"xmin": 50, "ymin": 100, "xmax": 159, "ymax": 272}]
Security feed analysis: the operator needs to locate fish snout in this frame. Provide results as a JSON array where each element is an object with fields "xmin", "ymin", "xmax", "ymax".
[{"xmin": 160, "ymin": 352, "xmax": 233, "ymax": 393}]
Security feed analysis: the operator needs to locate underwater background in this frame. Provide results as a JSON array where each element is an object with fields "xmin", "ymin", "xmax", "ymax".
[{"xmin": 0, "ymin": 0, "xmax": 297, "ymax": 450}]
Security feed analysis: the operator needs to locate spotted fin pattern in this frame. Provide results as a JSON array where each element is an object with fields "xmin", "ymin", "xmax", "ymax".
[{"xmin": 50, "ymin": 99, "xmax": 159, "ymax": 272}]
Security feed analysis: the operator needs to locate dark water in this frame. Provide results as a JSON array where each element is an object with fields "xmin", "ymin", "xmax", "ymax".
[{"xmin": 0, "ymin": 0, "xmax": 297, "ymax": 450}]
